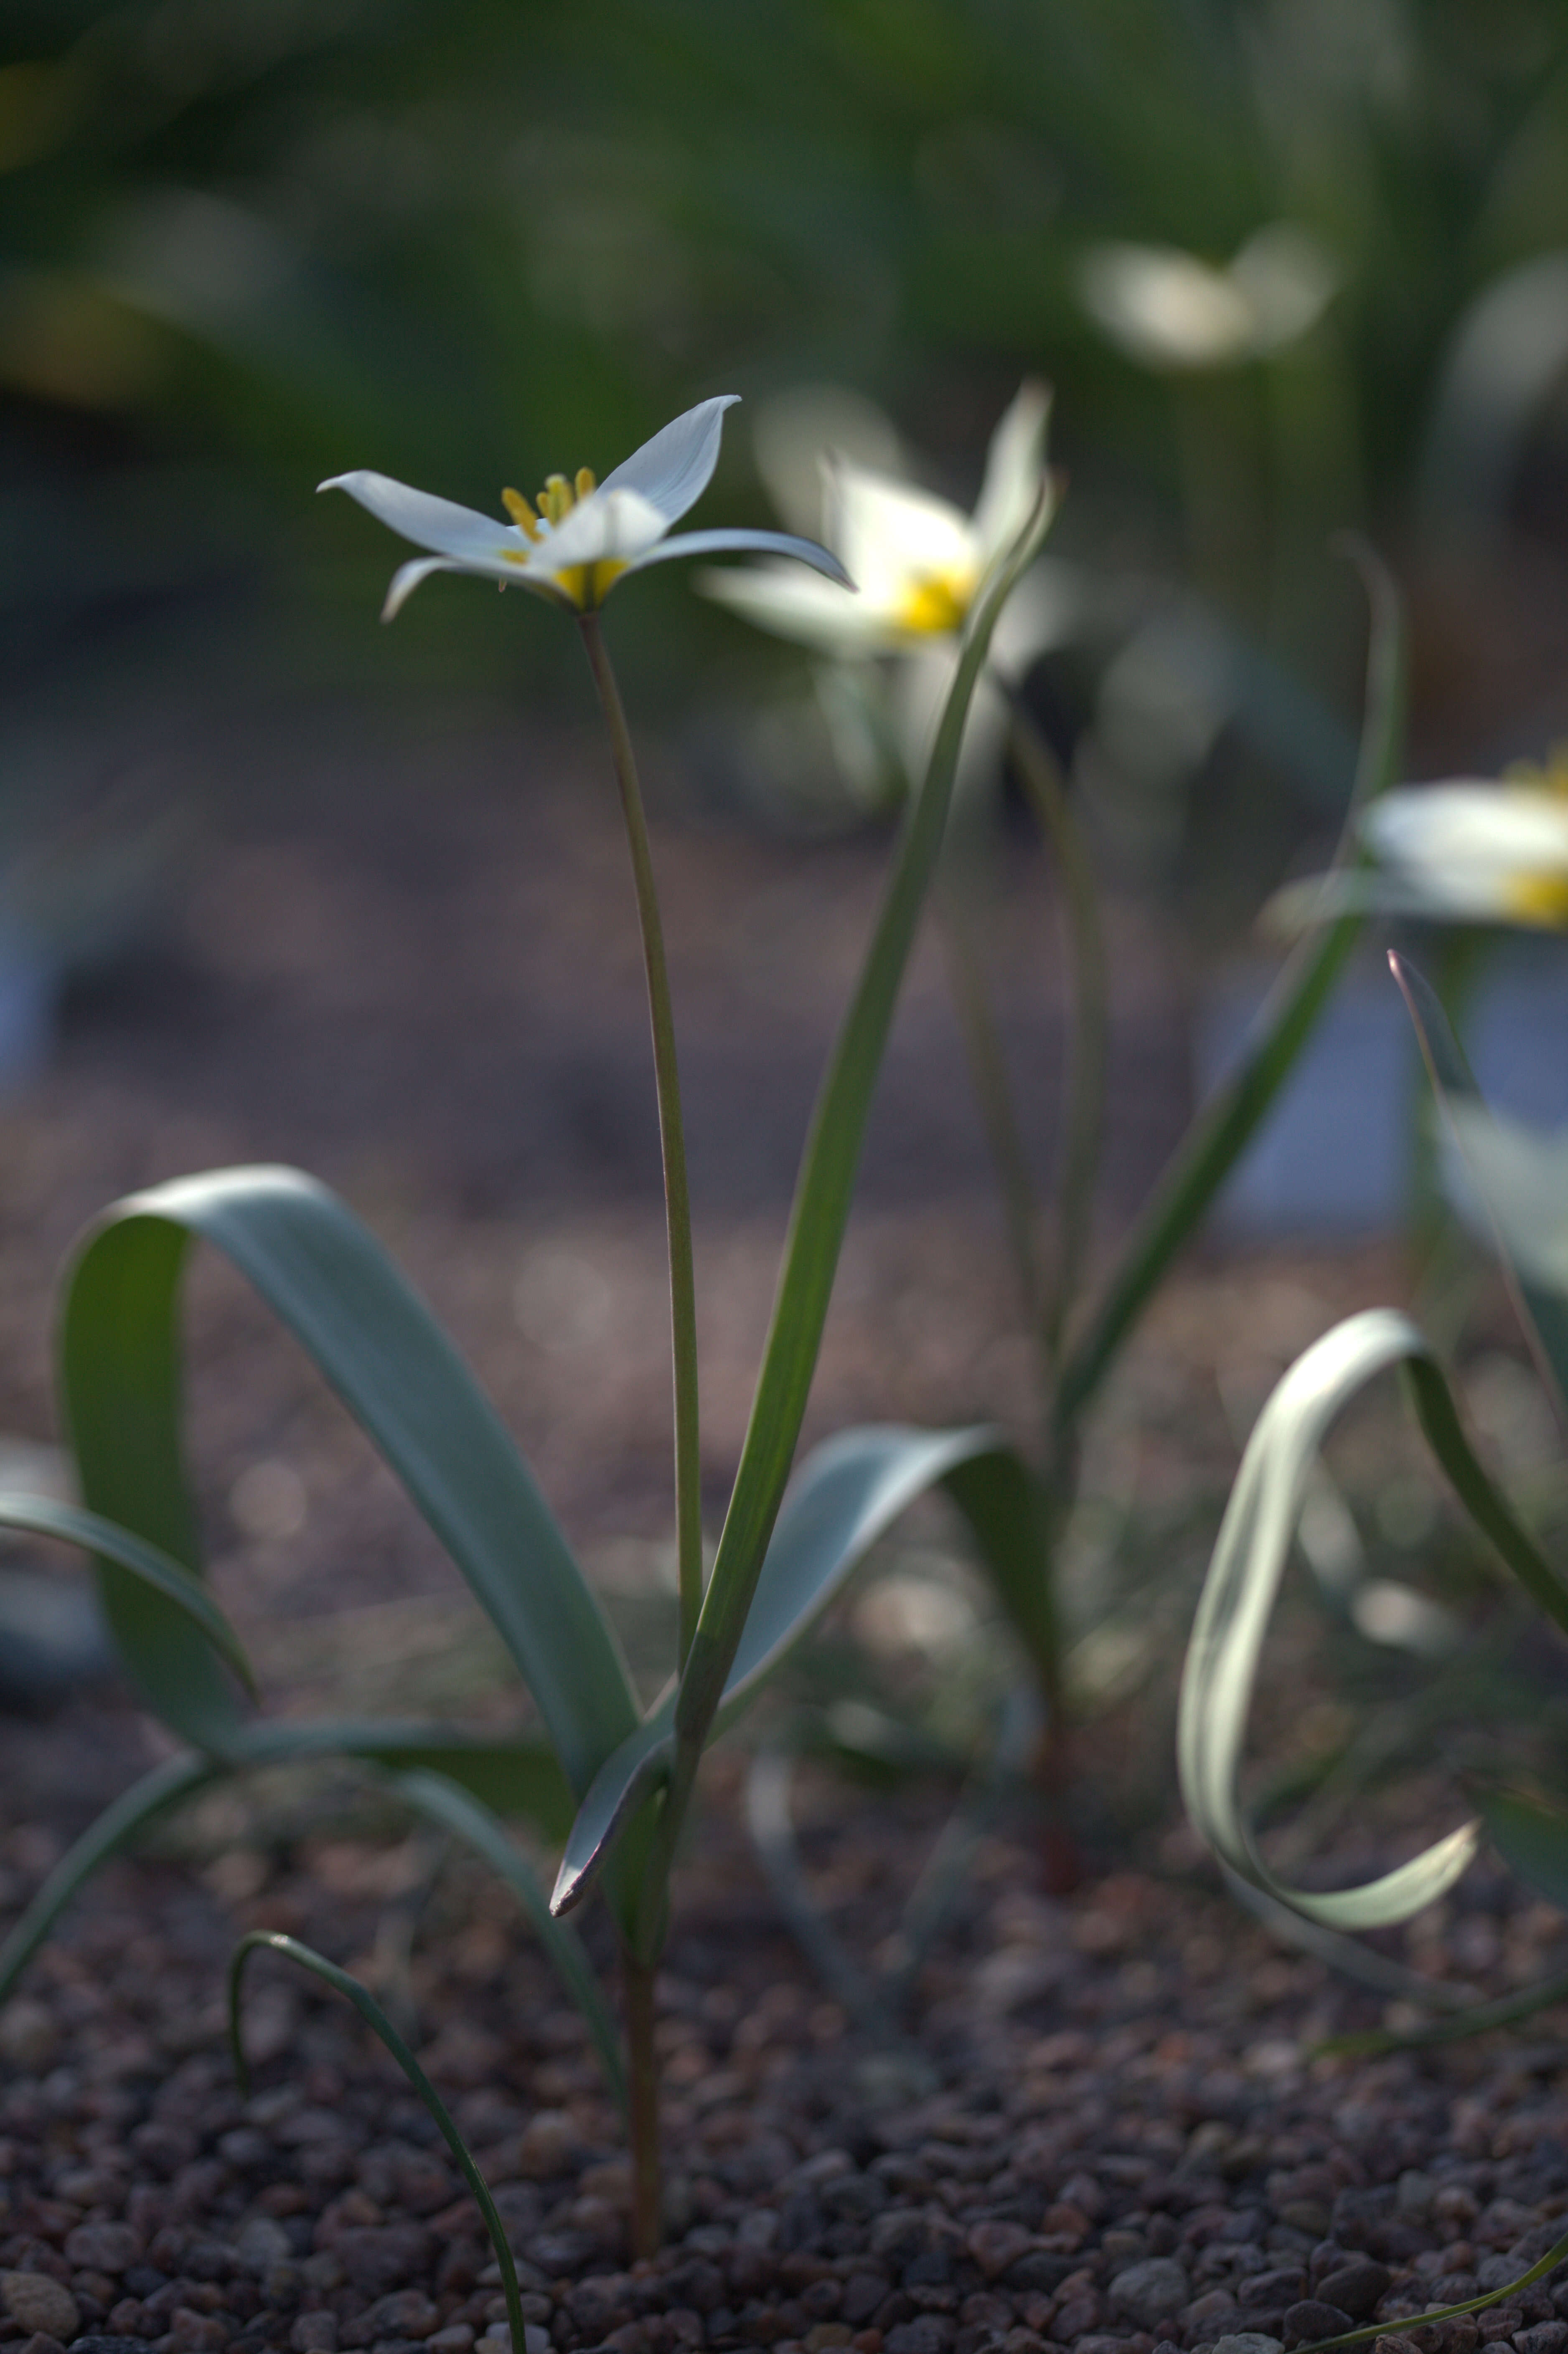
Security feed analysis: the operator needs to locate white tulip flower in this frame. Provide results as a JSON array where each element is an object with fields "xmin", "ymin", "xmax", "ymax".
[
  {"xmin": 1362, "ymin": 772, "xmax": 1568, "ymax": 928},
  {"xmin": 321, "ymin": 394, "xmax": 851, "ymax": 620},
  {"xmin": 1267, "ymin": 758, "xmax": 1568, "ymax": 935},
  {"xmin": 697, "ymin": 381, "xmax": 1055, "ymax": 656}
]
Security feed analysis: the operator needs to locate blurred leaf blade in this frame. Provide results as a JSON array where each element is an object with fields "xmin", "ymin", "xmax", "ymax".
[
  {"xmin": 61, "ymin": 1164, "xmax": 640, "ymax": 1793},
  {"xmin": 1056, "ymin": 549, "xmax": 1405, "ymax": 1433}
]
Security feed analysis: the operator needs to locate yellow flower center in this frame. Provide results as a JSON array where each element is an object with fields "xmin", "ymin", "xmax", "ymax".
[
  {"xmin": 1503, "ymin": 870, "xmax": 1568, "ymax": 927},
  {"xmin": 497, "ymin": 467, "xmax": 628, "ymax": 607},
  {"xmin": 897, "ymin": 568, "xmax": 978, "ymax": 636}
]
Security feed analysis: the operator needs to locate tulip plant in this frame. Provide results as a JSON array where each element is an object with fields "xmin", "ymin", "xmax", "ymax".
[
  {"xmin": 703, "ymin": 386, "xmax": 1413, "ymax": 1878},
  {"xmin": 1178, "ymin": 946, "xmax": 1568, "ymax": 2058},
  {"xmin": 0, "ymin": 395, "xmax": 1068, "ymax": 2257}
]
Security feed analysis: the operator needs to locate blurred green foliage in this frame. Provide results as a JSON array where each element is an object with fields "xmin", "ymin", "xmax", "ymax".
[{"xmin": 3, "ymin": 0, "xmax": 1568, "ymax": 730}]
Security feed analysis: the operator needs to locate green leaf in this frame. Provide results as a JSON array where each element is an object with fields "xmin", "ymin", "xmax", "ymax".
[
  {"xmin": 551, "ymin": 1718, "xmax": 674, "ymax": 1918},
  {"xmin": 552, "ymin": 1422, "xmax": 1046, "ymax": 1912},
  {"xmin": 231, "ymin": 1721, "xmax": 576, "ymax": 1842},
  {"xmin": 388, "ymin": 1768, "xmax": 625, "ymax": 2111},
  {"xmin": 1481, "ymin": 1787, "xmax": 1568, "ymax": 1913},
  {"xmin": 1179, "ymin": 1305, "xmax": 1568, "ymax": 1930},
  {"xmin": 230, "ymin": 1933, "xmax": 526, "ymax": 2354},
  {"xmin": 0, "ymin": 1752, "xmax": 221, "ymax": 2001},
  {"xmin": 715, "ymin": 1424, "xmax": 1022, "ymax": 1716},
  {"xmin": 0, "ymin": 1490, "xmax": 254, "ymax": 1701},
  {"xmin": 675, "ymin": 491, "xmax": 1059, "ymax": 1762},
  {"xmin": 61, "ymin": 1165, "xmax": 639, "ymax": 1792},
  {"xmin": 1055, "ymin": 547, "xmax": 1405, "ymax": 1432},
  {"xmin": 1390, "ymin": 949, "xmax": 1568, "ymax": 1416}
]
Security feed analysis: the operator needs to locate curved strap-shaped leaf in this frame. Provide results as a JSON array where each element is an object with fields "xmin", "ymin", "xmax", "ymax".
[
  {"xmin": 1480, "ymin": 1787, "xmax": 1568, "ymax": 1912},
  {"xmin": 676, "ymin": 493, "xmax": 1060, "ymax": 1763},
  {"xmin": 61, "ymin": 1166, "xmax": 639, "ymax": 1791},
  {"xmin": 230, "ymin": 1720, "xmax": 576, "ymax": 1842},
  {"xmin": 552, "ymin": 1423, "xmax": 1045, "ymax": 1912},
  {"xmin": 388, "ymin": 1767, "xmax": 625, "ymax": 2111},
  {"xmin": 0, "ymin": 1491, "xmax": 254, "ymax": 1706},
  {"xmin": 1179, "ymin": 1306, "xmax": 1568, "ymax": 1930},
  {"xmin": 0, "ymin": 1751, "xmax": 221, "ymax": 2001},
  {"xmin": 230, "ymin": 1935, "xmax": 527, "ymax": 2354}
]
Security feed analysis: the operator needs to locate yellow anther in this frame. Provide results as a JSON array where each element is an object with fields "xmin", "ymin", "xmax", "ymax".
[
  {"xmin": 575, "ymin": 467, "xmax": 597, "ymax": 499},
  {"xmin": 502, "ymin": 488, "xmax": 540, "ymax": 539},
  {"xmin": 539, "ymin": 473, "xmax": 574, "ymax": 524},
  {"xmin": 898, "ymin": 570, "xmax": 976, "ymax": 636}
]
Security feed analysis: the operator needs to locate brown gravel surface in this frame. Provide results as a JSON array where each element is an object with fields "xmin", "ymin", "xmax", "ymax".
[{"xmin": 5, "ymin": 1768, "xmax": 1568, "ymax": 2354}]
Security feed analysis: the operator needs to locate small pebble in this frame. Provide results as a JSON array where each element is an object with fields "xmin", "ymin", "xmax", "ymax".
[{"xmin": 3, "ymin": 2273, "xmax": 81, "ymax": 2341}]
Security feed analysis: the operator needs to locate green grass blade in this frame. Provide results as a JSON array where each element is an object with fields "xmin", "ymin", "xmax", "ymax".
[
  {"xmin": 676, "ymin": 493, "xmax": 1057, "ymax": 1758},
  {"xmin": 1055, "ymin": 549, "xmax": 1405, "ymax": 1433},
  {"xmin": 0, "ymin": 1752, "xmax": 219, "ymax": 2000},
  {"xmin": 389, "ymin": 1767, "xmax": 626, "ymax": 2112},
  {"xmin": 1285, "ymin": 2229, "xmax": 1568, "ymax": 2354},
  {"xmin": 0, "ymin": 1491, "xmax": 254, "ymax": 1704},
  {"xmin": 61, "ymin": 1166, "xmax": 639, "ymax": 1795},
  {"xmin": 1316, "ymin": 1962, "xmax": 1568, "ymax": 2057},
  {"xmin": 1177, "ymin": 1305, "xmax": 1568, "ymax": 1930},
  {"xmin": 229, "ymin": 1932, "xmax": 526, "ymax": 2354}
]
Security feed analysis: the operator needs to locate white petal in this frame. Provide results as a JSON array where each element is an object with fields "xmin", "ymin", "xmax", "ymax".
[
  {"xmin": 971, "ymin": 382, "xmax": 1052, "ymax": 563},
  {"xmin": 1365, "ymin": 784, "xmax": 1568, "ymax": 895},
  {"xmin": 986, "ymin": 557, "xmax": 1078, "ymax": 682},
  {"xmin": 382, "ymin": 555, "xmax": 460, "ymax": 620},
  {"xmin": 698, "ymin": 562, "xmax": 896, "ymax": 651},
  {"xmin": 827, "ymin": 462, "xmax": 977, "ymax": 607},
  {"xmin": 320, "ymin": 470, "xmax": 526, "ymax": 566},
  {"xmin": 635, "ymin": 526, "xmax": 853, "ymax": 585},
  {"xmin": 1080, "ymin": 243, "xmax": 1256, "ymax": 370},
  {"xmin": 537, "ymin": 486, "xmax": 669, "ymax": 568},
  {"xmin": 598, "ymin": 395, "xmax": 740, "ymax": 523}
]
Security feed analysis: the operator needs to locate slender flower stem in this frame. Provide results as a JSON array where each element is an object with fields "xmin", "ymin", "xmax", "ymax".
[
  {"xmin": 935, "ymin": 886, "xmax": 1052, "ymax": 1421},
  {"xmin": 578, "ymin": 611, "xmax": 703, "ymax": 1666},
  {"xmin": 621, "ymin": 1945, "xmax": 662, "ymax": 2260},
  {"xmin": 1005, "ymin": 701, "xmax": 1109, "ymax": 1388}
]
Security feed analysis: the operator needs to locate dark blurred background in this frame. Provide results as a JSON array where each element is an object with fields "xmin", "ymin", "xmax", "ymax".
[{"xmin": 8, "ymin": 1, "xmax": 1568, "ymax": 879}]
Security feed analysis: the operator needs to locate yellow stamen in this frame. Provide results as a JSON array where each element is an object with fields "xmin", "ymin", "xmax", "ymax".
[
  {"xmin": 575, "ymin": 466, "xmax": 597, "ymax": 499},
  {"xmin": 897, "ymin": 569, "xmax": 976, "ymax": 636},
  {"xmin": 502, "ymin": 487, "xmax": 540, "ymax": 539},
  {"xmin": 538, "ymin": 473, "xmax": 574, "ymax": 524},
  {"xmin": 1504, "ymin": 871, "xmax": 1568, "ymax": 927}
]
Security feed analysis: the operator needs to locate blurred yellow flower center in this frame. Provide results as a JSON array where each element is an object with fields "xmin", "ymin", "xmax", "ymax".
[
  {"xmin": 1504, "ymin": 871, "xmax": 1568, "ymax": 927},
  {"xmin": 898, "ymin": 569, "xmax": 977, "ymax": 635},
  {"xmin": 498, "ymin": 467, "xmax": 629, "ymax": 607}
]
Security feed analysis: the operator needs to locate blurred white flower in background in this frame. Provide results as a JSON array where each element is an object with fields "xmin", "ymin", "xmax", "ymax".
[
  {"xmin": 1080, "ymin": 223, "xmax": 1337, "ymax": 371},
  {"xmin": 700, "ymin": 381, "xmax": 1072, "ymax": 806}
]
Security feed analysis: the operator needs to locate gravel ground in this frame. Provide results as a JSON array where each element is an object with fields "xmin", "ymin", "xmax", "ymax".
[{"xmin": 3, "ymin": 1757, "xmax": 1568, "ymax": 2354}]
